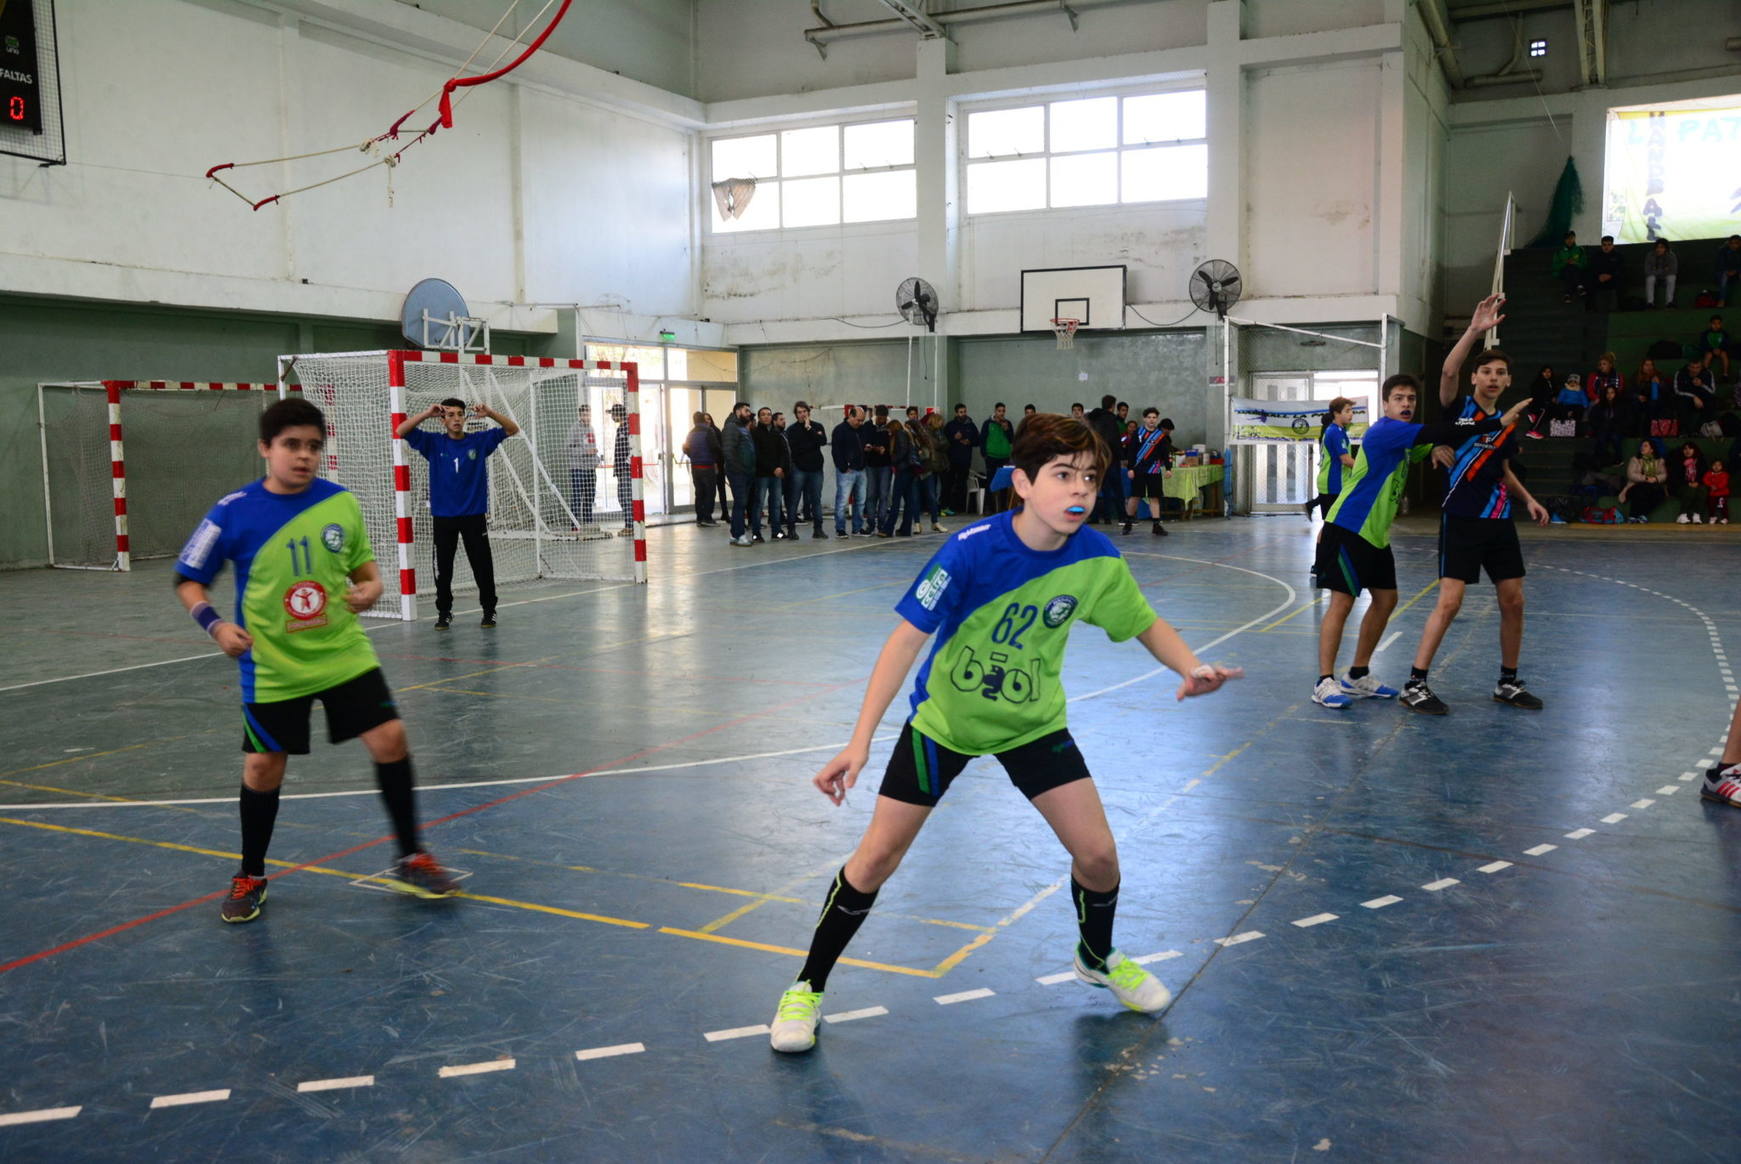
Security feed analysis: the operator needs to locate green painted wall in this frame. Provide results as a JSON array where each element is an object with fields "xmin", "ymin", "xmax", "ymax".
[{"xmin": 0, "ymin": 294, "xmax": 561, "ymax": 570}]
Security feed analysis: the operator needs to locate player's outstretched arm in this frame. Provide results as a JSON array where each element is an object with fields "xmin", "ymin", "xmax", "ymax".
[
  {"xmin": 1136, "ymin": 617, "xmax": 1244, "ymax": 700},
  {"xmin": 814, "ymin": 619, "xmax": 931, "ymax": 805},
  {"xmin": 345, "ymin": 561, "xmax": 384, "ymax": 613},
  {"xmin": 1441, "ymin": 294, "xmax": 1506, "ymax": 407},
  {"xmin": 176, "ymin": 578, "xmax": 252, "ymax": 657}
]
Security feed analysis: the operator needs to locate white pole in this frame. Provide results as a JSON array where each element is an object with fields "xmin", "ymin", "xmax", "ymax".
[
  {"xmin": 1379, "ymin": 314, "xmax": 1389, "ymax": 385},
  {"xmin": 531, "ymin": 371, "xmax": 542, "ymax": 579},
  {"xmin": 37, "ymin": 384, "xmax": 55, "ymax": 568},
  {"xmin": 1222, "ymin": 319, "xmax": 1234, "ymax": 517}
]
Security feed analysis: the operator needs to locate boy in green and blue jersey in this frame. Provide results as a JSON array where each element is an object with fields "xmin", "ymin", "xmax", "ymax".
[
  {"xmin": 176, "ymin": 398, "xmax": 459, "ymax": 923},
  {"xmin": 767, "ymin": 414, "xmax": 1243, "ymax": 1054}
]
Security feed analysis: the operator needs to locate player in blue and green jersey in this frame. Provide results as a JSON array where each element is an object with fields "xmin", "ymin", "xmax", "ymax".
[
  {"xmin": 1306, "ymin": 397, "xmax": 1357, "ymax": 521},
  {"xmin": 1311, "ymin": 373, "xmax": 1528, "ymax": 711},
  {"xmin": 176, "ymin": 398, "xmax": 459, "ymax": 924},
  {"xmin": 1403, "ymin": 294, "xmax": 1551, "ymax": 716},
  {"xmin": 768, "ymin": 414, "xmax": 1243, "ymax": 1054}
]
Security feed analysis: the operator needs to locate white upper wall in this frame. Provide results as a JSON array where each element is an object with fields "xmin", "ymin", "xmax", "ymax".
[{"xmin": 1, "ymin": 0, "xmax": 700, "ymax": 333}]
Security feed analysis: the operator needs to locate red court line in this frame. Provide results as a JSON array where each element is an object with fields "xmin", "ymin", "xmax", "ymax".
[{"xmin": 0, "ymin": 682, "xmax": 851, "ymax": 978}]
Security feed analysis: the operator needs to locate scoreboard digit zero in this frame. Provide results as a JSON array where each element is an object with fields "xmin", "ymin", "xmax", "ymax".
[{"xmin": 0, "ymin": 0, "xmax": 43, "ymax": 135}]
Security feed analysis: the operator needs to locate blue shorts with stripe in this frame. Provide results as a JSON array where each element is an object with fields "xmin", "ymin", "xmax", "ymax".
[
  {"xmin": 878, "ymin": 720, "xmax": 1092, "ymax": 807},
  {"xmin": 241, "ymin": 668, "xmax": 399, "ymax": 755}
]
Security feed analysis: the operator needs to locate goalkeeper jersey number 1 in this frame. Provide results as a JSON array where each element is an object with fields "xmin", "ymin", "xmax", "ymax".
[{"xmin": 177, "ymin": 478, "xmax": 381, "ymax": 704}]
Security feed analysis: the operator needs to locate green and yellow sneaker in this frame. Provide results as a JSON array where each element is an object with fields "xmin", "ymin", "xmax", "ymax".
[
  {"xmin": 1073, "ymin": 950, "xmax": 1172, "ymax": 1013},
  {"xmin": 769, "ymin": 981, "xmax": 824, "ymax": 1053}
]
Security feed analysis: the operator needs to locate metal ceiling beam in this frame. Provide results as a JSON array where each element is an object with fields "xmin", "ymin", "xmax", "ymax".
[
  {"xmin": 1571, "ymin": 0, "xmax": 1606, "ymax": 86},
  {"xmin": 1446, "ymin": 0, "xmax": 1570, "ymax": 20},
  {"xmin": 878, "ymin": 0, "xmax": 948, "ymax": 38},
  {"xmin": 1417, "ymin": 0, "xmax": 1465, "ymax": 88}
]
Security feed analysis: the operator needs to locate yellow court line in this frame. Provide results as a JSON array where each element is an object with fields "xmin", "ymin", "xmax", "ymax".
[
  {"xmin": 1260, "ymin": 593, "xmax": 1326, "ymax": 631},
  {"xmin": 456, "ymin": 892, "xmax": 647, "ymax": 929},
  {"xmin": 396, "ymin": 656, "xmax": 559, "ymax": 693},
  {"xmin": 1393, "ymin": 578, "xmax": 1441, "ymax": 617},
  {"xmin": 657, "ymin": 926, "xmax": 939, "ymax": 979}
]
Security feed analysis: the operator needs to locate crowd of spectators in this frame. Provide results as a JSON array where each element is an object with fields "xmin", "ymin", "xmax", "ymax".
[{"xmin": 1551, "ymin": 232, "xmax": 1741, "ymax": 312}]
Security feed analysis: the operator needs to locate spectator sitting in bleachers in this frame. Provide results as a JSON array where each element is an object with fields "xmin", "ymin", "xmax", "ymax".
[
  {"xmin": 1697, "ymin": 315, "xmax": 1731, "ymax": 384},
  {"xmin": 1554, "ymin": 372, "xmax": 1588, "ymax": 431},
  {"xmin": 1716, "ymin": 235, "xmax": 1741, "ymax": 309},
  {"xmin": 1704, "ymin": 459, "xmax": 1731, "ymax": 524},
  {"xmin": 1672, "ymin": 440, "xmax": 1710, "ymax": 523},
  {"xmin": 1586, "ymin": 381, "xmax": 1632, "ymax": 466},
  {"xmin": 1633, "ymin": 357, "xmax": 1669, "ymax": 433},
  {"xmin": 1551, "ymin": 231, "xmax": 1587, "ymax": 303},
  {"xmin": 1644, "ymin": 238, "xmax": 1678, "ymax": 308},
  {"xmin": 1621, "ymin": 438, "xmax": 1669, "ymax": 521},
  {"xmin": 1588, "ymin": 235, "xmax": 1623, "ymax": 312},
  {"xmin": 1674, "ymin": 356, "xmax": 1718, "ymax": 432},
  {"xmin": 1522, "ymin": 364, "xmax": 1558, "ymax": 439}
]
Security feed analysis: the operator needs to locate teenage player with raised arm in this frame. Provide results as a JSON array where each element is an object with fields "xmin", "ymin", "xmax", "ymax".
[
  {"xmin": 766, "ymin": 414, "xmax": 1242, "ymax": 1054},
  {"xmin": 177, "ymin": 398, "xmax": 459, "ymax": 923}
]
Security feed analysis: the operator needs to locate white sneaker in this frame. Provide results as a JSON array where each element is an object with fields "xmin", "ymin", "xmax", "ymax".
[
  {"xmin": 769, "ymin": 981, "xmax": 823, "ymax": 1053},
  {"xmin": 1073, "ymin": 950, "xmax": 1171, "ymax": 1013},
  {"xmin": 1692, "ymin": 513, "xmax": 1704, "ymax": 523},
  {"xmin": 932, "ymin": 523, "xmax": 949, "ymax": 533},
  {"xmin": 1677, "ymin": 513, "xmax": 1691, "ymax": 523},
  {"xmin": 1339, "ymin": 673, "xmax": 1400, "ymax": 699},
  {"xmin": 1313, "ymin": 676, "xmax": 1353, "ymax": 709},
  {"xmin": 730, "ymin": 534, "xmax": 753, "ymax": 547}
]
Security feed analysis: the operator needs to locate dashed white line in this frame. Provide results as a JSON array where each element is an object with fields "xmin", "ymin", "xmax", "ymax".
[
  {"xmin": 823, "ymin": 1006, "xmax": 888, "ymax": 1024},
  {"xmin": 1361, "ymin": 895, "xmax": 1403, "ymax": 908},
  {"xmin": 438, "ymin": 1059, "xmax": 515, "ymax": 1079},
  {"xmin": 296, "ymin": 1076, "xmax": 374, "ymax": 1093},
  {"xmin": 0, "ymin": 1106, "xmax": 82, "ymax": 1127},
  {"xmin": 1476, "ymin": 861, "xmax": 1513, "ymax": 874},
  {"xmin": 1131, "ymin": 950, "xmax": 1183, "ymax": 966},
  {"xmin": 1601, "ymin": 813, "xmax": 1628, "ymax": 824},
  {"xmin": 1214, "ymin": 931, "xmax": 1265, "ymax": 947},
  {"xmin": 149, "ymin": 1090, "xmax": 230, "ymax": 1109},
  {"xmin": 1679, "ymin": 773, "xmax": 1699, "ymax": 782},
  {"xmin": 703, "ymin": 1025, "xmax": 771, "ymax": 1042},
  {"xmin": 575, "ymin": 1043, "xmax": 645, "ymax": 1061},
  {"xmin": 1421, "ymin": 879, "xmax": 1460, "ymax": 892},
  {"xmin": 934, "ymin": 988, "xmax": 995, "ymax": 1005},
  {"xmin": 1631, "ymin": 798, "xmax": 1656, "ymax": 809},
  {"xmin": 1035, "ymin": 970, "xmax": 1076, "ymax": 986},
  {"xmin": 1291, "ymin": 913, "xmax": 1338, "ymax": 928},
  {"xmin": 1523, "ymin": 844, "xmax": 1557, "ymax": 857},
  {"xmin": 1657, "ymin": 785, "xmax": 1680, "ymax": 796},
  {"xmin": 1564, "ymin": 828, "xmax": 1595, "ymax": 840},
  {"xmin": 1374, "ymin": 630, "xmax": 1402, "ymax": 654}
]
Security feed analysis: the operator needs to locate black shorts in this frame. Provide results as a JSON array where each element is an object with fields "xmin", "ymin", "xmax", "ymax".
[
  {"xmin": 242, "ymin": 668, "xmax": 399, "ymax": 755},
  {"xmin": 1313, "ymin": 523, "xmax": 1397, "ymax": 596},
  {"xmin": 878, "ymin": 721, "xmax": 1092, "ymax": 807},
  {"xmin": 1130, "ymin": 473, "xmax": 1169, "ymax": 500},
  {"xmin": 1438, "ymin": 513, "xmax": 1525, "ymax": 584}
]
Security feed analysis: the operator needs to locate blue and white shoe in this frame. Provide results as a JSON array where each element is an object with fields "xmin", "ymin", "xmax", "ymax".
[
  {"xmin": 1313, "ymin": 677, "xmax": 1353, "ymax": 709},
  {"xmin": 1340, "ymin": 673, "xmax": 1399, "ymax": 699}
]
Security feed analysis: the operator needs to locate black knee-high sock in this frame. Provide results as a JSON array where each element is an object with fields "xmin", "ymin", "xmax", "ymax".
[
  {"xmin": 374, "ymin": 757, "xmax": 421, "ymax": 858},
  {"xmin": 239, "ymin": 784, "xmax": 280, "ymax": 878},
  {"xmin": 1072, "ymin": 876, "xmax": 1119, "ymax": 972},
  {"xmin": 796, "ymin": 868, "xmax": 878, "ymax": 991}
]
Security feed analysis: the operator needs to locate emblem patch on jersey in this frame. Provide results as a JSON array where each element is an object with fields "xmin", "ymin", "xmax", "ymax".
[
  {"xmin": 321, "ymin": 523, "xmax": 345, "ymax": 553},
  {"xmin": 283, "ymin": 580, "xmax": 329, "ymax": 631},
  {"xmin": 180, "ymin": 519, "xmax": 222, "ymax": 570},
  {"xmin": 1042, "ymin": 594, "xmax": 1078, "ymax": 628},
  {"xmin": 468, "ymin": 448, "xmax": 478, "ymax": 460},
  {"xmin": 915, "ymin": 566, "xmax": 951, "ymax": 610}
]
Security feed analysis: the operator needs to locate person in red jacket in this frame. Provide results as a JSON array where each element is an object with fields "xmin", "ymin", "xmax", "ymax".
[{"xmin": 1704, "ymin": 460, "xmax": 1731, "ymax": 524}]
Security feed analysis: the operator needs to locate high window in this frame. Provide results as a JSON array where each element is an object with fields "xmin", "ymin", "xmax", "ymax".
[
  {"xmin": 709, "ymin": 118, "xmax": 917, "ymax": 234},
  {"xmin": 965, "ymin": 89, "xmax": 1207, "ymax": 215}
]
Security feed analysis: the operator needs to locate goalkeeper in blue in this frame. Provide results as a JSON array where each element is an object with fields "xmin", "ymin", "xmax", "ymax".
[{"xmin": 175, "ymin": 397, "xmax": 459, "ymax": 924}]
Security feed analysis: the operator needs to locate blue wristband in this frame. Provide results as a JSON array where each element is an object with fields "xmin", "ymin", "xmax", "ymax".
[{"xmin": 191, "ymin": 602, "xmax": 222, "ymax": 635}]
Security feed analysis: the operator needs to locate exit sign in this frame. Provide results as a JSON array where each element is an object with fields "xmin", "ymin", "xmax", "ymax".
[{"xmin": 0, "ymin": 0, "xmax": 43, "ymax": 134}]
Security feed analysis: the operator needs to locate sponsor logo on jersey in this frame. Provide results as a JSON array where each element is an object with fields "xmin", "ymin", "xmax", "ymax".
[
  {"xmin": 321, "ymin": 523, "xmax": 345, "ymax": 553},
  {"xmin": 468, "ymin": 448, "xmax": 478, "ymax": 460},
  {"xmin": 180, "ymin": 519, "xmax": 222, "ymax": 570},
  {"xmin": 1042, "ymin": 594, "xmax": 1078, "ymax": 628},
  {"xmin": 915, "ymin": 565, "xmax": 951, "ymax": 610},
  {"xmin": 954, "ymin": 523, "xmax": 992, "ymax": 542},
  {"xmin": 283, "ymin": 580, "xmax": 329, "ymax": 631}
]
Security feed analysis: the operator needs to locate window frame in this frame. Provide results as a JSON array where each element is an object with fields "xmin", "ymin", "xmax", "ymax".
[
  {"xmin": 961, "ymin": 81, "xmax": 1208, "ymax": 218},
  {"xmin": 704, "ymin": 113, "xmax": 919, "ymax": 236}
]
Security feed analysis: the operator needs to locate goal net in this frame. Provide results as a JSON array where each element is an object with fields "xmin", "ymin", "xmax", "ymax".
[
  {"xmin": 37, "ymin": 381, "xmax": 284, "ymax": 570},
  {"xmin": 282, "ymin": 350, "xmax": 645, "ymax": 621}
]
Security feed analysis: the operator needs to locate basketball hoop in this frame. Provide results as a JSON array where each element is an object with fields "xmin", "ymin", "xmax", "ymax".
[{"xmin": 1051, "ymin": 318, "xmax": 1080, "ymax": 350}]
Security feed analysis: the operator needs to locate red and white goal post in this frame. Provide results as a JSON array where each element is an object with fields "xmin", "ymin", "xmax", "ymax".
[
  {"xmin": 280, "ymin": 350, "xmax": 646, "ymax": 622},
  {"xmin": 36, "ymin": 380, "xmax": 294, "ymax": 571}
]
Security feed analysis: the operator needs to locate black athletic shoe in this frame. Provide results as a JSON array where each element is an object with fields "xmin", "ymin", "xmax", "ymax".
[
  {"xmin": 1151, "ymin": 521, "xmax": 1169, "ymax": 537},
  {"xmin": 1401, "ymin": 678, "xmax": 1448, "ymax": 715},
  {"xmin": 434, "ymin": 614, "xmax": 451, "ymax": 631},
  {"xmin": 391, "ymin": 852, "xmax": 460, "ymax": 899},
  {"xmin": 220, "ymin": 874, "xmax": 268, "ymax": 924},
  {"xmin": 1121, "ymin": 521, "xmax": 1133, "ymax": 535},
  {"xmin": 1492, "ymin": 678, "xmax": 1542, "ymax": 709},
  {"xmin": 812, "ymin": 528, "xmax": 828, "ymax": 539},
  {"xmin": 480, "ymin": 612, "xmax": 497, "ymax": 629},
  {"xmin": 751, "ymin": 533, "xmax": 765, "ymax": 544}
]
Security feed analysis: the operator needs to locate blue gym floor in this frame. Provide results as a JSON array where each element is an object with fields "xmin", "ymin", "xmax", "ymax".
[{"xmin": 2, "ymin": 515, "xmax": 1737, "ymax": 1162}]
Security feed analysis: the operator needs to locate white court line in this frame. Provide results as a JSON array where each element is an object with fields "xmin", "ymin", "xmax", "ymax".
[
  {"xmin": 438, "ymin": 1059, "xmax": 515, "ymax": 1078},
  {"xmin": 1035, "ymin": 970, "xmax": 1076, "ymax": 986},
  {"xmin": 1361, "ymin": 895, "xmax": 1403, "ymax": 909},
  {"xmin": 1564, "ymin": 828, "xmax": 1595, "ymax": 840},
  {"xmin": 1679, "ymin": 773, "xmax": 1699, "ymax": 782},
  {"xmin": 1523, "ymin": 844, "xmax": 1557, "ymax": 857},
  {"xmin": 1656, "ymin": 785, "xmax": 1680, "ymax": 796},
  {"xmin": 1132, "ymin": 950, "xmax": 1183, "ymax": 966},
  {"xmin": 1631, "ymin": 798, "xmax": 1655, "ymax": 809},
  {"xmin": 1601, "ymin": 813, "xmax": 1627, "ymax": 824},
  {"xmin": 149, "ymin": 1089, "xmax": 230, "ymax": 1109},
  {"xmin": 1291, "ymin": 913, "xmax": 1338, "ymax": 928},
  {"xmin": 575, "ymin": 1043, "xmax": 644, "ymax": 1061},
  {"xmin": 1040, "ymin": 950, "xmax": 1180, "ymax": 984},
  {"xmin": 1373, "ymin": 630, "xmax": 1402, "ymax": 654},
  {"xmin": 1214, "ymin": 931, "xmax": 1265, "ymax": 947},
  {"xmin": 0, "ymin": 1106, "xmax": 81, "ymax": 1127},
  {"xmin": 934, "ymin": 988, "xmax": 995, "ymax": 1005},
  {"xmin": 296, "ymin": 1076, "xmax": 373, "ymax": 1093},
  {"xmin": 703, "ymin": 1025, "xmax": 770, "ymax": 1042},
  {"xmin": 823, "ymin": 1006, "xmax": 888, "ymax": 1024},
  {"xmin": 1420, "ymin": 879, "xmax": 1460, "ymax": 892},
  {"xmin": 1476, "ymin": 861, "xmax": 1513, "ymax": 874}
]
